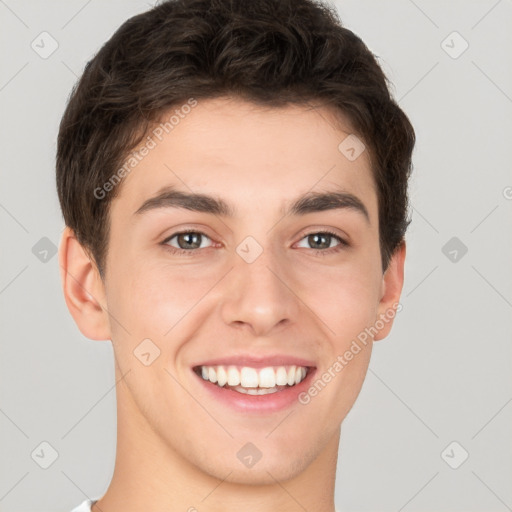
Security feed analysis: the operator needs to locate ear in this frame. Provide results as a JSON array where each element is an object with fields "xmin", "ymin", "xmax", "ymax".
[
  {"xmin": 373, "ymin": 241, "xmax": 406, "ymax": 342},
  {"xmin": 58, "ymin": 226, "xmax": 111, "ymax": 341}
]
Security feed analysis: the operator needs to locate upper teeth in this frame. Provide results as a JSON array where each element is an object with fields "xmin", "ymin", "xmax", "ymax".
[{"xmin": 199, "ymin": 365, "xmax": 308, "ymax": 388}]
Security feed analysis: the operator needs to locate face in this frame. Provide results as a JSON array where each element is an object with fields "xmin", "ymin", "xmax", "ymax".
[{"xmin": 94, "ymin": 97, "xmax": 403, "ymax": 484}]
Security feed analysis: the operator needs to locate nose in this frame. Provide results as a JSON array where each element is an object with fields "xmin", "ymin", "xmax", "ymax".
[{"xmin": 219, "ymin": 248, "xmax": 300, "ymax": 337}]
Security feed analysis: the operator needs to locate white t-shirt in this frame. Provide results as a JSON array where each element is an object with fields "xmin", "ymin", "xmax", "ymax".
[{"xmin": 70, "ymin": 499, "xmax": 97, "ymax": 512}]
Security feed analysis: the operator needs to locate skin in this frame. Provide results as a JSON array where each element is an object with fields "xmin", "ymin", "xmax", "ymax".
[{"xmin": 59, "ymin": 96, "xmax": 405, "ymax": 512}]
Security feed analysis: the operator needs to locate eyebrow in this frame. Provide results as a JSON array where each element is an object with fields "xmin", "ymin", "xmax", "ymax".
[{"xmin": 134, "ymin": 186, "xmax": 370, "ymax": 223}]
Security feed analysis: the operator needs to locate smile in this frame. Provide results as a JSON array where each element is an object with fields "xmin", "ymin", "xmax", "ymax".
[{"xmin": 194, "ymin": 364, "xmax": 309, "ymax": 395}]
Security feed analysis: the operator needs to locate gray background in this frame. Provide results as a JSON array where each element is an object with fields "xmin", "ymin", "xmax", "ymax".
[{"xmin": 0, "ymin": 0, "xmax": 511, "ymax": 511}]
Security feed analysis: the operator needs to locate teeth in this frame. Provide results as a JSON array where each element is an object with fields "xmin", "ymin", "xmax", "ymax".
[
  {"xmin": 217, "ymin": 366, "xmax": 227, "ymax": 387},
  {"xmin": 276, "ymin": 366, "xmax": 288, "ymax": 386},
  {"xmin": 259, "ymin": 367, "xmax": 276, "ymax": 388},
  {"xmin": 287, "ymin": 366, "xmax": 296, "ymax": 386},
  {"xmin": 196, "ymin": 364, "xmax": 309, "ymax": 391},
  {"xmin": 227, "ymin": 366, "xmax": 240, "ymax": 386},
  {"xmin": 233, "ymin": 385, "xmax": 279, "ymax": 395},
  {"xmin": 240, "ymin": 367, "xmax": 258, "ymax": 387},
  {"xmin": 295, "ymin": 367, "xmax": 303, "ymax": 385}
]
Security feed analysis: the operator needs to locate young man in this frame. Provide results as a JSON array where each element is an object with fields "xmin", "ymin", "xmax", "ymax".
[{"xmin": 57, "ymin": 0, "xmax": 415, "ymax": 510}]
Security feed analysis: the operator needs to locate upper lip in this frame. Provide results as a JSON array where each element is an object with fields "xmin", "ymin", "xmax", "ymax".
[{"xmin": 192, "ymin": 354, "xmax": 316, "ymax": 369}]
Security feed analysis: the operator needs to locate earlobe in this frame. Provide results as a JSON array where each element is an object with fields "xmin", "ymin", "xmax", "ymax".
[
  {"xmin": 373, "ymin": 241, "xmax": 406, "ymax": 342},
  {"xmin": 58, "ymin": 226, "xmax": 111, "ymax": 341}
]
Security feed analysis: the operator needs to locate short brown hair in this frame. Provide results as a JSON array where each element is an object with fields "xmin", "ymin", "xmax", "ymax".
[{"xmin": 56, "ymin": 0, "xmax": 415, "ymax": 277}]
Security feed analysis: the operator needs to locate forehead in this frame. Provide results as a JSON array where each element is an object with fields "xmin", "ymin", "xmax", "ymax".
[{"xmin": 112, "ymin": 97, "xmax": 377, "ymax": 220}]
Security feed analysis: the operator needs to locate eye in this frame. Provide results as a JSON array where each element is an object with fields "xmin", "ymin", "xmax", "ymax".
[
  {"xmin": 162, "ymin": 231, "xmax": 214, "ymax": 254},
  {"xmin": 296, "ymin": 231, "xmax": 348, "ymax": 253},
  {"xmin": 160, "ymin": 229, "xmax": 348, "ymax": 256}
]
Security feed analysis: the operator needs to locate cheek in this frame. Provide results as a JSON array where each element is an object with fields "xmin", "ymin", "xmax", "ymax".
[
  {"xmin": 294, "ymin": 262, "xmax": 380, "ymax": 415},
  {"xmin": 107, "ymin": 258, "xmax": 219, "ymax": 341},
  {"xmin": 293, "ymin": 259, "xmax": 381, "ymax": 340}
]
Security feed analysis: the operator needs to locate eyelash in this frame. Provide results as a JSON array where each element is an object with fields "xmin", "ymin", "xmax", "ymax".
[{"xmin": 160, "ymin": 229, "xmax": 349, "ymax": 256}]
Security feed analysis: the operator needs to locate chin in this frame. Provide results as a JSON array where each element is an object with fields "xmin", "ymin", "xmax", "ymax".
[{"xmin": 195, "ymin": 443, "xmax": 316, "ymax": 485}]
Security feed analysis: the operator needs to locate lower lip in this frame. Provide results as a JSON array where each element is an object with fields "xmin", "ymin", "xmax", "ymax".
[{"xmin": 192, "ymin": 368, "xmax": 317, "ymax": 413}]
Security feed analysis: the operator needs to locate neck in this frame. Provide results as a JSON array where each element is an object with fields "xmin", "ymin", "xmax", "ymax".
[{"xmin": 93, "ymin": 376, "xmax": 340, "ymax": 512}]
